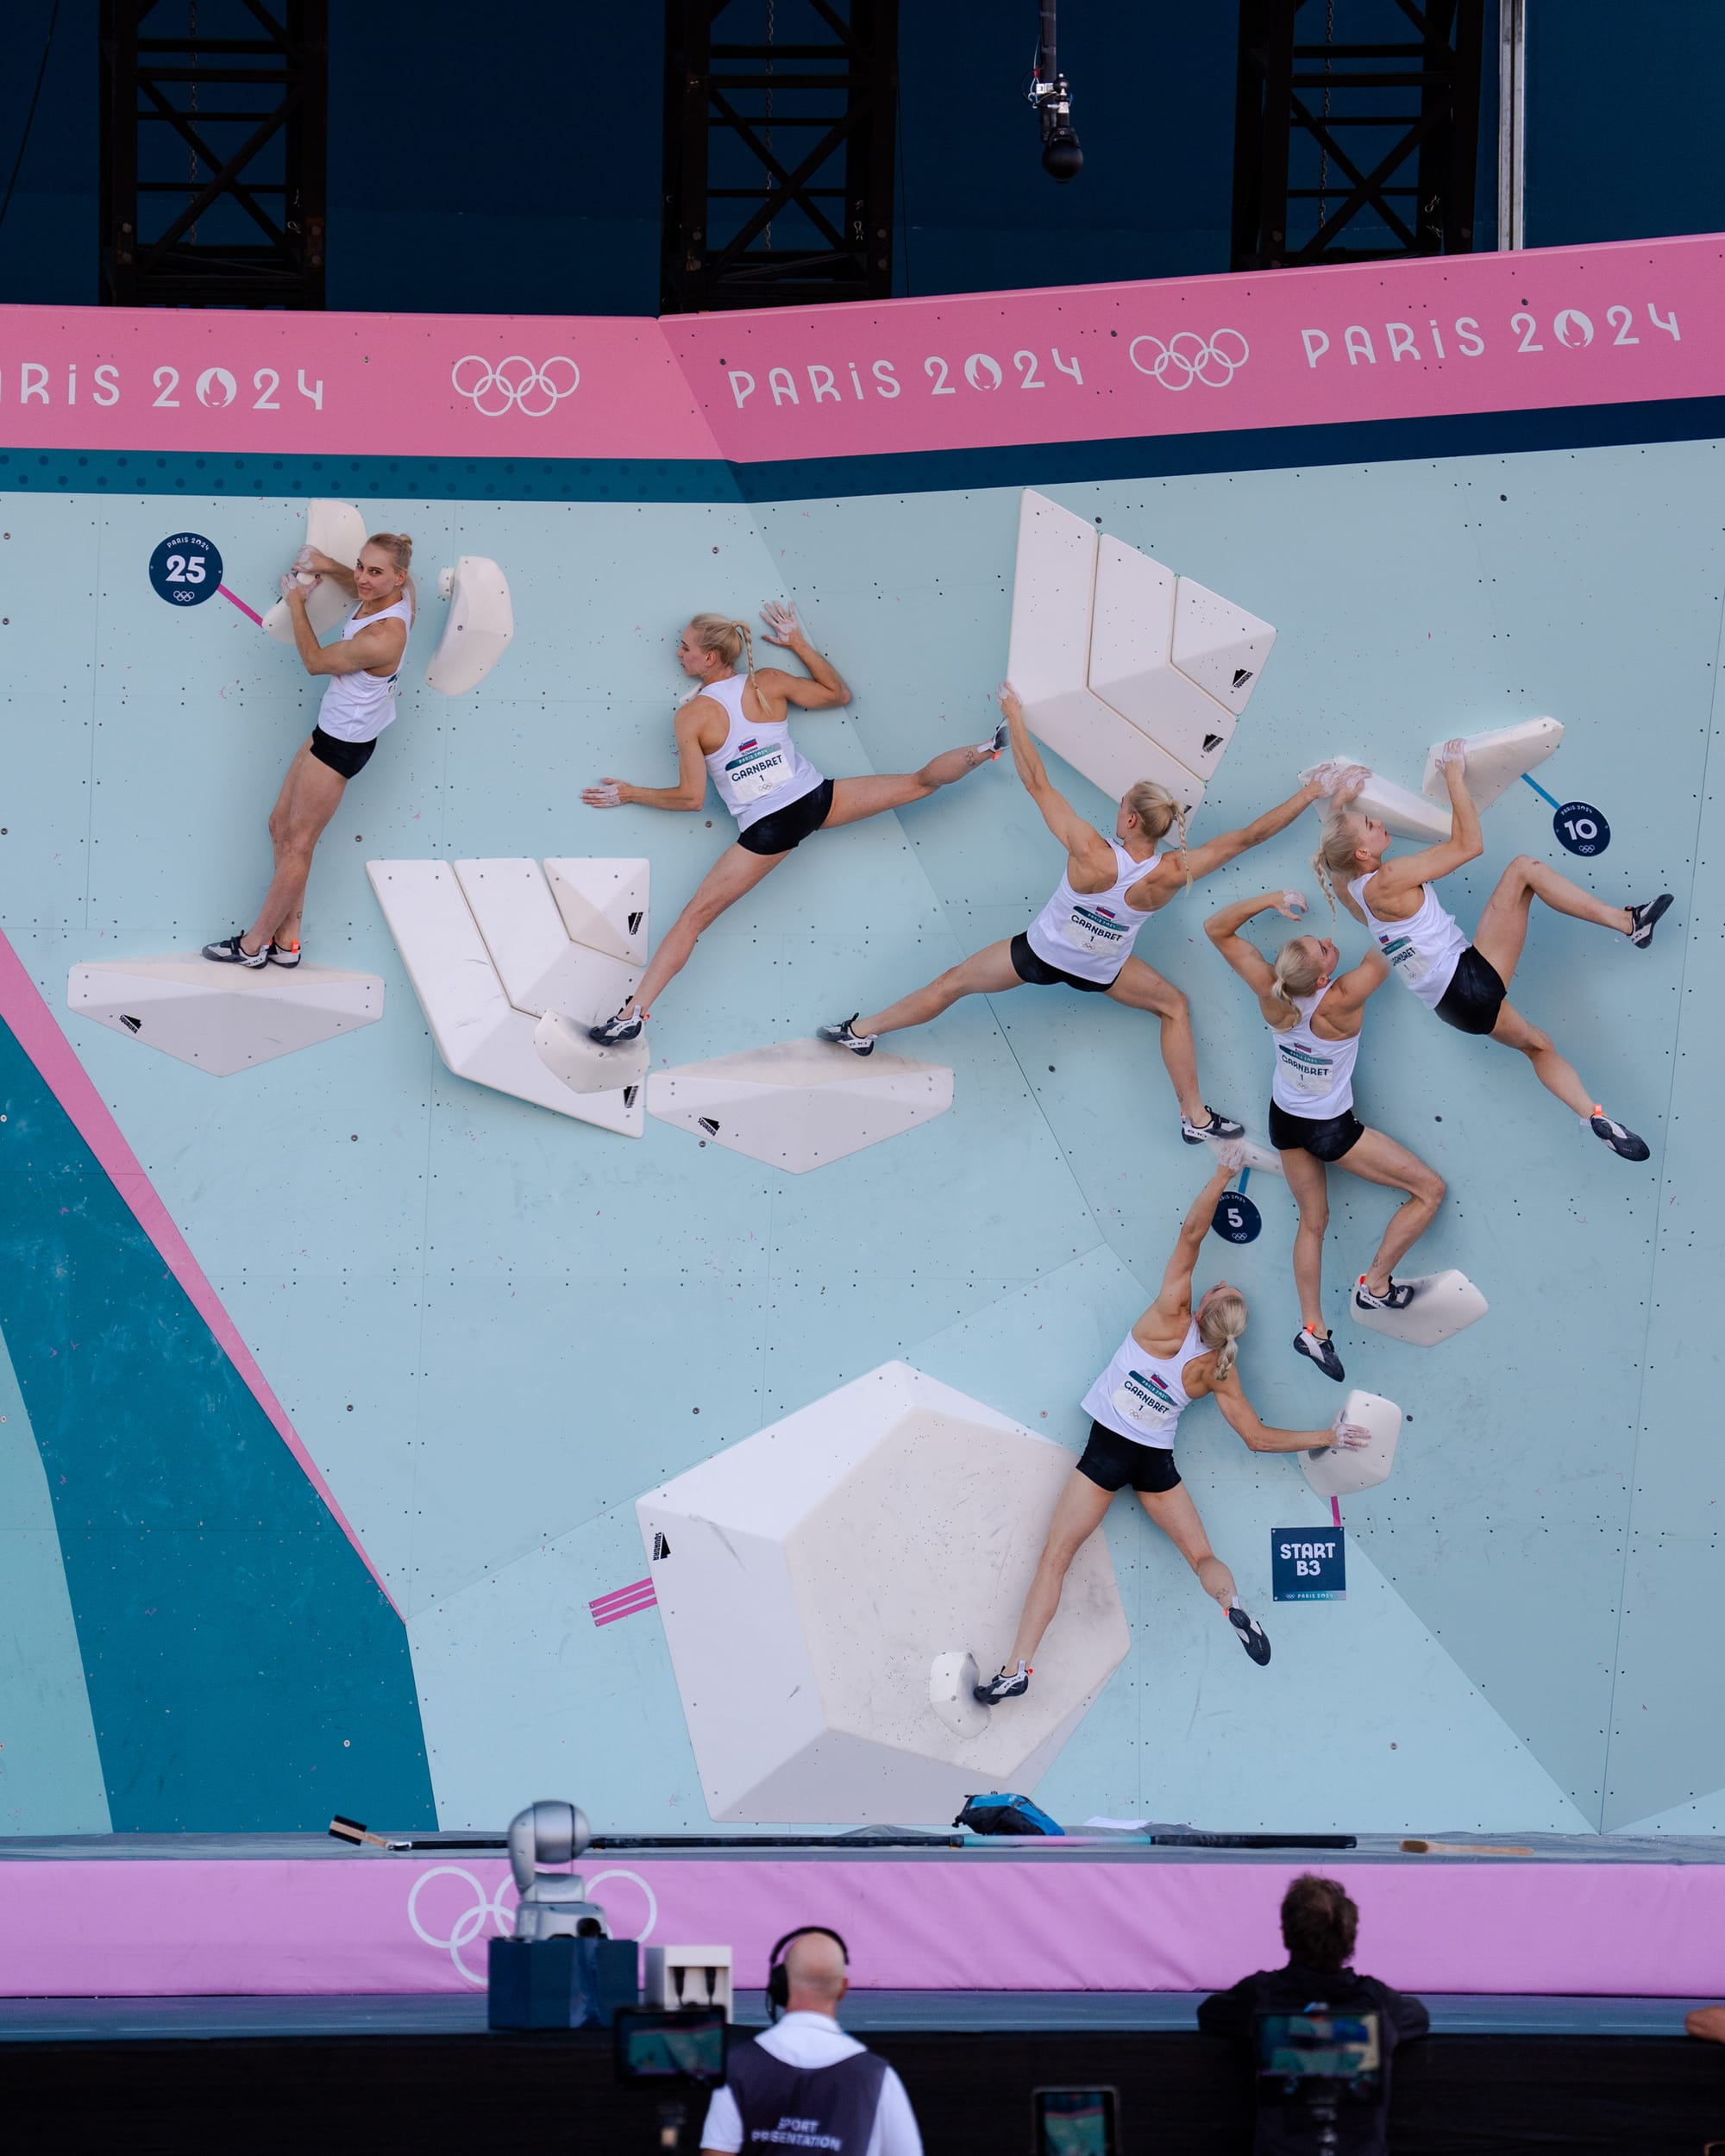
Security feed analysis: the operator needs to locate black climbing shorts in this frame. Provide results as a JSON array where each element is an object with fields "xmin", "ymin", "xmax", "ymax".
[
  {"xmin": 1434, "ymin": 943, "xmax": 1508, "ymax": 1037},
  {"xmin": 1009, "ymin": 931, "xmax": 1117, "ymax": 994},
  {"xmin": 738, "ymin": 777, "xmax": 836, "ymax": 856},
  {"xmin": 309, "ymin": 725, "xmax": 378, "ymax": 780},
  {"xmin": 1076, "ymin": 1420, "xmax": 1182, "ymax": 1495},
  {"xmin": 1269, "ymin": 1098, "xmax": 1366, "ymax": 1162}
]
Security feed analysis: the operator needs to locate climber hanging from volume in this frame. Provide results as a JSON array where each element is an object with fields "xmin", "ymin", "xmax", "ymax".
[
  {"xmin": 583, "ymin": 602, "xmax": 1004, "ymax": 1044},
  {"xmin": 971, "ymin": 1153, "xmax": 1375, "ymax": 1702},
  {"xmin": 1310, "ymin": 743, "xmax": 1672, "ymax": 1162},
  {"xmin": 818, "ymin": 684, "xmax": 1346, "ymax": 1145},
  {"xmin": 1204, "ymin": 881, "xmax": 1446, "ymax": 1384}
]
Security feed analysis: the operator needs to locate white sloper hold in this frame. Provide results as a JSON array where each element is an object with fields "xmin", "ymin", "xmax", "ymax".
[
  {"xmin": 1350, "ymin": 1269, "xmax": 1488, "ymax": 1349},
  {"xmin": 1007, "ymin": 492, "xmax": 1208, "ymax": 816},
  {"xmin": 426, "ymin": 555, "xmax": 514, "ymax": 696},
  {"xmin": 534, "ymin": 1011, "xmax": 649, "ymax": 1097},
  {"xmin": 262, "ymin": 499, "xmax": 369, "ymax": 644},
  {"xmin": 1199, "ymin": 1131, "xmax": 1286, "ymax": 1179},
  {"xmin": 1301, "ymin": 1387, "xmax": 1403, "ymax": 1500},
  {"xmin": 543, "ymin": 857, "xmax": 651, "ymax": 968},
  {"xmin": 1301, "ymin": 760, "xmax": 1452, "ymax": 843},
  {"xmin": 647, "ymin": 1039, "xmax": 953, "ymax": 1174},
  {"xmin": 637, "ymin": 1362, "xmax": 1130, "ymax": 1824},
  {"xmin": 1171, "ymin": 575, "xmax": 1277, "ymax": 717},
  {"xmin": 367, "ymin": 859, "xmax": 642, "ymax": 1138},
  {"xmin": 66, "ymin": 956, "xmax": 383, "ymax": 1075},
  {"xmin": 1088, "ymin": 538, "xmax": 1235, "ymax": 783},
  {"xmin": 1420, "ymin": 718, "xmax": 1564, "ymax": 812}
]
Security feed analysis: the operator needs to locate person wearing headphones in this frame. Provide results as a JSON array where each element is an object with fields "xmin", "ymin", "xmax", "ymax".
[{"xmin": 699, "ymin": 1927, "xmax": 923, "ymax": 2156}]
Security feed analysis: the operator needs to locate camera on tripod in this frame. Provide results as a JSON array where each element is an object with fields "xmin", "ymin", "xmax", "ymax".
[{"xmin": 1254, "ymin": 2009, "xmax": 1383, "ymax": 2154}]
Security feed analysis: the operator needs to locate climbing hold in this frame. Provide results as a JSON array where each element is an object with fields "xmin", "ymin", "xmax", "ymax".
[{"xmin": 1352, "ymin": 1269, "xmax": 1488, "ymax": 1347}]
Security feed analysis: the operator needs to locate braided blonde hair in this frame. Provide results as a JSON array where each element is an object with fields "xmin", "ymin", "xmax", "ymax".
[
  {"xmin": 1123, "ymin": 779, "xmax": 1193, "ymax": 887},
  {"xmin": 1197, "ymin": 1287, "xmax": 1249, "ymax": 1381},
  {"xmin": 687, "ymin": 612, "xmax": 756, "ymax": 674},
  {"xmin": 1268, "ymin": 934, "xmax": 1328, "ymax": 1018},
  {"xmin": 1313, "ymin": 812, "xmax": 1369, "ymax": 923}
]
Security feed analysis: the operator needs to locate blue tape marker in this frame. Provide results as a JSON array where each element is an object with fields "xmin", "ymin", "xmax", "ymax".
[
  {"xmin": 1239, "ymin": 1167, "xmax": 1251, "ymax": 1194},
  {"xmin": 1521, "ymin": 771, "xmax": 1563, "ymax": 811}
]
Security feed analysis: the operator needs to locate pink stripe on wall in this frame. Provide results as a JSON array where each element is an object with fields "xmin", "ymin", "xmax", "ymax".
[
  {"xmin": 0, "ymin": 931, "xmax": 397, "ymax": 1613},
  {"xmin": 1, "ymin": 1854, "xmax": 1721, "ymax": 1999},
  {"xmin": 2, "ymin": 233, "xmax": 1722, "ymax": 471}
]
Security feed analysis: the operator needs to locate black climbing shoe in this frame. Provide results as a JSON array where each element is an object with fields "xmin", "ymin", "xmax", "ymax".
[
  {"xmin": 1294, "ymin": 1327, "xmax": 1346, "ymax": 1382},
  {"xmin": 1590, "ymin": 1112, "xmax": 1649, "ymax": 1163},
  {"xmin": 1627, "ymin": 894, "xmax": 1673, "ymax": 950},
  {"xmin": 1228, "ymin": 1604, "xmax": 1272, "ymax": 1667}
]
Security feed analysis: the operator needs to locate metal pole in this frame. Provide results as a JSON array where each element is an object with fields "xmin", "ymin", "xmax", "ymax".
[
  {"xmin": 1039, "ymin": 0, "xmax": 1058, "ymax": 78},
  {"xmin": 1496, "ymin": 0, "xmax": 1525, "ymax": 249}
]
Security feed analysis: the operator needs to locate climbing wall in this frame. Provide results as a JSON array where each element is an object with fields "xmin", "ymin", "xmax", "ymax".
[{"xmin": 3, "ymin": 242, "xmax": 1722, "ymax": 1834}]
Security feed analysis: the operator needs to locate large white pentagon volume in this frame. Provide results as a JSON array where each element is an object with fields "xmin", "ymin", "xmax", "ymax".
[
  {"xmin": 454, "ymin": 858, "xmax": 641, "ymax": 1023},
  {"xmin": 66, "ymin": 955, "xmax": 383, "ymax": 1075},
  {"xmin": 647, "ymin": 1038, "xmax": 953, "ymax": 1173},
  {"xmin": 637, "ymin": 1362, "xmax": 1130, "ymax": 1823},
  {"xmin": 261, "ymin": 499, "xmax": 370, "ymax": 644}
]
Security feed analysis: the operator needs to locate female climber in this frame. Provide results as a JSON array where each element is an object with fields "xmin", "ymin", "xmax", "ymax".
[
  {"xmin": 202, "ymin": 534, "xmax": 416, "ymax": 968},
  {"xmin": 583, "ymin": 604, "xmax": 1003, "ymax": 1043},
  {"xmin": 818, "ymin": 684, "xmax": 1340, "ymax": 1145},
  {"xmin": 1203, "ymin": 887, "xmax": 1446, "ymax": 1383},
  {"xmin": 972, "ymin": 1154, "xmax": 1373, "ymax": 1702},
  {"xmin": 1310, "ymin": 743, "xmax": 1672, "ymax": 1161}
]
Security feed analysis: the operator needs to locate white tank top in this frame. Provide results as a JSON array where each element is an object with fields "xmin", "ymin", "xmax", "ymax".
[
  {"xmin": 699, "ymin": 673, "xmax": 825, "ymax": 832},
  {"xmin": 316, "ymin": 594, "xmax": 414, "ymax": 744},
  {"xmin": 1270, "ymin": 983, "xmax": 1360, "ymax": 1119},
  {"xmin": 1348, "ymin": 872, "xmax": 1467, "ymax": 1011},
  {"xmin": 1081, "ymin": 1315, "xmax": 1206, "ymax": 1449},
  {"xmin": 1026, "ymin": 840, "xmax": 1158, "ymax": 984}
]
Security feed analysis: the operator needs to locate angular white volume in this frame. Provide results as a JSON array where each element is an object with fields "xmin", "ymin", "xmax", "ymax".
[
  {"xmin": 1301, "ymin": 761, "xmax": 1452, "ymax": 843},
  {"xmin": 262, "ymin": 499, "xmax": 369, "ymax": 644},
  {"xmin": 1171, "ymin": 577, "xmax": 1277, "ymax": 717},
  {"xmin": 1088, "ymin": 539, "xmax": 1235, "ymax": 781},
  {"xmin": 1420, "ymin": 718, "xmax": 1564, "ymax": 812},
  {"xmin": 637, "ymin": 1362, "xmax": 1130, "ymax": 1822},
  {"xmin": 66, "ymin": 955, "xmax": 382, "ymax": 1075},
  {"xmin": 367, "ymin": 859, "xmax": 642, "ymax": 1138},
  {"xmin": 1350, "ymin": 1269, "xmax": 1489, "ymax": 1348},
  {"xmin": 928, "ymin": 1651, "xmax": 989, "ymax": 1739},
  {"xmin": 544, "ymin": 857, "xmax": 651, "ymax": 968},
  {"xmin": 426, "ymin": 555, "xmax": 514, "ymax": 696},
  {"xmin": 647, "ymin": 1039, "xmax": 953, "ymax": 1174},
  {"xmin": 1301, "ymin": 1388, "xmax": 1403, "ymax": 1499},
  {"xmin": 535, "ymin": 1010, "xmax": 649, "ymax": 1096},
  {"xmin": 454, "ymin": 859, "xmax": 640, "ymax": 1024},
  {"xmin": 1006, "ymin": 490, "xmax": 1099, "ymax": 721}
]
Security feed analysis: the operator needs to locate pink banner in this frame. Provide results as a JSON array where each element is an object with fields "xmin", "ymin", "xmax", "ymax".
[
  {"xmin": 3, "ymin": 233, "xmax": 1722, "ymax": 469},
  {"xmin": 3, "ymin": 1855, "xmax": 1721, "ymax": 1998},
  {"xmin": 0, "ymin": 308, "xmax": 718, "ymax": 462}
]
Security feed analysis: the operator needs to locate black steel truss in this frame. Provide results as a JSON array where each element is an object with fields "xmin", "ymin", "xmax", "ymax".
[
  {"xmin": 662, "ymin": 0, "xmax": 898, "ymax": 313},
  {"xmin": 100, "ymin": 0, "xmax": 328, "ymax": 308},
  {"xmin": 1231, "ymin": 0, "xmax": 1484, "ymax": 271}
]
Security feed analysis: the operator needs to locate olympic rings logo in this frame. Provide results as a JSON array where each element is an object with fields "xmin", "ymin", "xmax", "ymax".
[
  {"xmin": 450, "ymin": 354, "xmax": 580, "ymax": 417},
  {"xmin": 1127, "ymin": 329, "xmax": 1250, "ymax": 391},
  {"xmin": 406, "ymin": 1864, "xmax": 659, "ymax": 1987}
]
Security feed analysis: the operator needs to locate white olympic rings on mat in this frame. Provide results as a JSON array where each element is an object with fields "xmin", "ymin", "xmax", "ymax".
[
  {"xmin": 450, "ymin": 354, "xmax": 581, "ymax": 417},
  {"xmin": 406, "ymin": 1863, "xmax": 659, "ymax": 1987},
  {"xmin": 1128, "ymin": 329, "xmax": 1250, "ymax": 390}
]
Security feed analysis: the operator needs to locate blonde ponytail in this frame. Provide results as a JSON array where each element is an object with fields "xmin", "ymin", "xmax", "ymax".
[
  {"xmin": 734, "ymin": 621, "xmax": 756, "ymax": 674},
  {"xmin": 1123, "ymin": 779, "xmax": 1193, "ymax": 887},
  {"xmin": 1313, "ymin": 812, "xmax": 1367, "ymax": 924},
  {"xmin": 1269, "ymin": 934, "xmax": 1327, "ymax": 1015},
  {"xmin": 1198, "ymin": 1288, "xmax": 1249, "ymax": 1381},
  {"xmin": 686, "ymin": 612, "xmax": 752, "ymax": 673}
]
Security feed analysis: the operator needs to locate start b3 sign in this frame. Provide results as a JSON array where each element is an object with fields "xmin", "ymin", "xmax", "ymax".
[{"xmin": 1272, "ymin": 1528, "xmax": 1346, "ymax": 1601}]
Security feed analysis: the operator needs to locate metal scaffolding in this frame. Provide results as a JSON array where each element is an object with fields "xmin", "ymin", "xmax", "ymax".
[
  {"xmin": 100, "ymin": 0, "xmax": 328, "ymax": 309},
  {"xmin": 1231, "ymin": 0, "xmax": 1484, "ymax": 271},
  {"xmin": 662, "ymin": 0, "xmax": 898, "ymax": 313}
]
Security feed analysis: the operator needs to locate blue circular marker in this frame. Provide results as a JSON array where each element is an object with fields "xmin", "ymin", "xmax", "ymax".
[
  {"xmin": 1212, "ymin": 1191, "xmax": 1262, "ymax": 1245},
  {"xmin": 1553, "ymin": 801, "xmax": 1609, "ymax": 857},
  {"xmin": 148, "ymin": 532, "xmax": 223, "ymax": 607}
]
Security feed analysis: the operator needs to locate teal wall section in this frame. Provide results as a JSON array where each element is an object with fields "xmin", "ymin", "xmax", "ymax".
[
  {"xmin": 0, "ymin": 1018, "xmax": 434, "ymax": 1832},
  {"xmin": 2, "ymin": 425, "xmax": 1722, "ymax": 1836}
]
